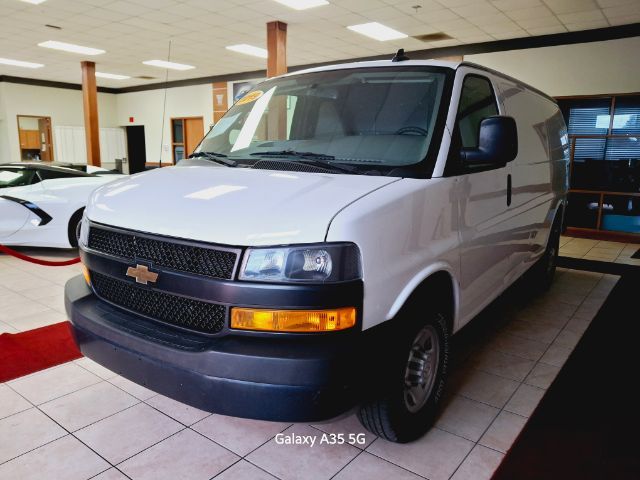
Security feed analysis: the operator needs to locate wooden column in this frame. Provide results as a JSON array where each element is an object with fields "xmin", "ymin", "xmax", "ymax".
[
  {"xmin": 81, "ymin": 61, "xmax": 101, "ymax": 166},
  {"xmin": 267, "ymin": 21, "xmax": 287, "ymax": 140},
  {"xmin": 267, "ymin": 21, "xmax": 287, "ymax": 78}
]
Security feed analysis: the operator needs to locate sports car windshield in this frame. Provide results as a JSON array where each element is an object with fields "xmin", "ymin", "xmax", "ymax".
[
  {"xmin": 196, "ymin": 67, "xmax": 450, "ymax": 175},
  {"xmin": 0, "ymin": 168, "xmax": 36, "ymax": 188}
]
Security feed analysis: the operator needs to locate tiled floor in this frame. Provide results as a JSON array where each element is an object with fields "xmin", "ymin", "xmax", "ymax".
[
  {"xmin": 560, "ymin": 235, "xmax": 640, "ymax": 265},
  {"xmin": 0, "ymin": 247, "xmax": 620, "ymax": 480}
]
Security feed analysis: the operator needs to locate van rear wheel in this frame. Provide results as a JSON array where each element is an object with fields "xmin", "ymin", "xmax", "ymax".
[
  {"xmin": 357, "ymin": 310, "xmax": 449, "ymax": 443},
  {"xmin": 529, "ymin": 215, "xmax": 561, "ymax": 291}
]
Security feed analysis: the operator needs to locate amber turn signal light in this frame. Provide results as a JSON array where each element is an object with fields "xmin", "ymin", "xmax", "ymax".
[
  {"xmin": 81, "ymin": 264, "xmax": 91, "ymax": 286},
  {"xmin": 230, "ymin": 307, "xmax": 356, "ymax": 333}
]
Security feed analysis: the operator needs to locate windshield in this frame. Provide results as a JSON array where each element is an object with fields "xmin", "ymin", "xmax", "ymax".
[
  {"xmin": 196, "ymin": 66, "xmax": 452, "ymax": 176},
  {"xmin": 0, "ymin": 168, "xmax": 37, "ymax": 188}
]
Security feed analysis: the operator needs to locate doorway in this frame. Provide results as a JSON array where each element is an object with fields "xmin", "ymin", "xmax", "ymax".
[
  {"xmin": 125, "ymin": 126, "xmax": 146, "ymax": 174},
  {"xmin": 171, "ymin": 117, "xmax": 204, "ymax": 163},
  {"xmin": 17, "ymin": 115, "xmax": 53, "ymax": 162}
]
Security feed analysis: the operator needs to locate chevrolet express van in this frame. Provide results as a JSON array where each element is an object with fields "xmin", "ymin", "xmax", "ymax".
[{"xmin": 66, "ymin": 57, "xmax": 569, "ymax": 443}]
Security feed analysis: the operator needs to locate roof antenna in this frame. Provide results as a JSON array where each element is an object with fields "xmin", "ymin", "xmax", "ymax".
[
  {"xmin": 158, "ymin": 40, "xmax": 171, "ymax": 169},
  {"xmin": 392, "ymin": 48, "xmax": 410, "ymax": 62}
]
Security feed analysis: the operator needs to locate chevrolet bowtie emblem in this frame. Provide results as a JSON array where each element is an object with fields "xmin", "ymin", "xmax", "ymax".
[{"xmin": 126, "ymin": 264, "xmax": 159, "ymax": 285}]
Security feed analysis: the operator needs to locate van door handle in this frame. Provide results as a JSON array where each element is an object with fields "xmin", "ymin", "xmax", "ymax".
[{"xmin": 507, "ymin": 174, "xmax": 512, "ymax": 206}]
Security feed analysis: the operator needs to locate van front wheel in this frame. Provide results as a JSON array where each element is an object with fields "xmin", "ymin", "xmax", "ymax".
[{"xmin": 357, "ymin": 311, "xmax": 449, "ymax": 443}]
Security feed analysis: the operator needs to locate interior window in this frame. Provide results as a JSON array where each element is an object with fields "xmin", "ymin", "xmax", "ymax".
[
  {"xmin": 38, "ymin": 169, "xmax": 78, "ymax": 180},
  {"xmin": 456, "ymin": 75, "xmax": 498, "ymax": 149},
  {"xmin": 197, "ymin": 67, "xmax": 450, "ymax": 175},
  {"xmin": 0, "ymin": 168, "xmax": 37, "ymax": 188},
  {"xmin": 445, "ymin": 74, "xmax": 500, "ymax": 176}
]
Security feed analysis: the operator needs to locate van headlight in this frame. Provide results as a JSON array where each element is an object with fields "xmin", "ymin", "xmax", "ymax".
[
  {"xmin": 239, "ymin": 243, "xmax": 361, "ymax": 283},
  {"xmin": 78, "ymin": 214, "xmax": 90, "ymax": 247}
]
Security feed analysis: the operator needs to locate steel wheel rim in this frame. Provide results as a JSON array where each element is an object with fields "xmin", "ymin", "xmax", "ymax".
[{"xmin": 403, "ymin": 324, "xmax": 440, "ymax": 413}]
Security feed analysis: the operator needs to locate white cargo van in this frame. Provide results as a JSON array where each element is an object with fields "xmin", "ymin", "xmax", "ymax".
[{"xmin": 66, "ymin": 56, "xmax": 569, "ymax": 443}]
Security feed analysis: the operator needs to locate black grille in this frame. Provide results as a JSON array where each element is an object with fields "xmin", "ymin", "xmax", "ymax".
[
  {"xmin": 88, "ymin": 226, "xmax": 237, "ymax": 280},
  {"xmin": 251, "ymin": 160, "xmax": 332, "ymax": 173},
  {"xmin": 91, "ymin": 272, "xmax": 226, "ymax": 334}
]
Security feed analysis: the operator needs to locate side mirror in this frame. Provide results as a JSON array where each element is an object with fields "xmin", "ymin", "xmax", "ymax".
[{"xmin": 460, "ymin": 116, "xmax": 518, "ymax": 168}]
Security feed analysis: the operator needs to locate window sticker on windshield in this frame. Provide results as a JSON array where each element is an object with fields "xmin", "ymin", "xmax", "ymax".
[{"xmin": 236, "ymin": 90, "xmax": 263, "ymax": 105}]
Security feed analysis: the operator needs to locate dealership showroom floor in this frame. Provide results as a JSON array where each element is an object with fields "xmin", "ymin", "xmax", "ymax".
[
  {"xmin": 0, "ymin": 239, "xmax": 635, "ymax": 480},
  {"xmin": 2, "ymin": 1, "xmax": 640, "ymax": 479}
]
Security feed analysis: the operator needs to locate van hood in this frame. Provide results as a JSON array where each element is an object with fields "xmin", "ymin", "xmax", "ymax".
[{"xmin": 86, "ymin": 164, "xmax": 400, "ymax": 246}]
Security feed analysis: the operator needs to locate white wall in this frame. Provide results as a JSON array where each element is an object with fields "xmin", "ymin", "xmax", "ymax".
[
  {"xmin": 0, "ymin": 82, "xmax": 118, "ymax": 163},
  {"xmin": 1, "ymin": 36, "xmax": 639, "ymax": 166},
  {"xmin": 116, "ymin": 84, "xmax": 213, "ymax": 165},
  {"xmin": 466, "ymin": 37, "xmax": 640, "ymax": 97},
  {"xmin": 0, "ymin": 84, "xmax": 9, "ymax": 164}
]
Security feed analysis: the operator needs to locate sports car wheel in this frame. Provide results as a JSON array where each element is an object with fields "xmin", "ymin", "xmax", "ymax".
[{"xmin": 68, "ymin": 208, "xmax": 84, "ymax": 248}]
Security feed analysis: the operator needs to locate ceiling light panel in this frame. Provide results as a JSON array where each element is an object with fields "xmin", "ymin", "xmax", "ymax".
[
  {"xmin": 95, "ymin": 72, "xmax": 130, "ymax": 80},
  {"xmin": 19, "ymin": 0, "xmax": 47, "ymax": 4},
  {"xmin": 347, "ymin": 22, "xmax": 408, "ymax": 41},
  {"xmin": 273, "ymin": 0, "xmax": 329, "ymax": 10},
  {"xmin": 226, "ymin": 44, "xmax": 268, "ymax": 58},
  {"xmin": 0, "ymin": 57, "xmax": 44, "ymax": 68},
  {"xmin": 142, "ymin": 60, "xmax": 195, "ymax": 70},
  {"xmin": 38, "ymin": 40, "xmax": 105, "ymax": 55}
]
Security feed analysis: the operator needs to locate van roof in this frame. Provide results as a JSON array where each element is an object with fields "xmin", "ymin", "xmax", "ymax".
[
  {"xmin": 284, "ymin": 58, "xmax": 556, "ymax": 104},
  {"xmin": 287, "ymin": 59, "xmax": 463, "ymax": 77}
]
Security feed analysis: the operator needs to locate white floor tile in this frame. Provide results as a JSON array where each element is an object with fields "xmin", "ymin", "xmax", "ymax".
[
  {"xmin": 91, "ymin": 468, "xmax": 130, "ymax": 480},
  {"xmin": 450, "ymin": 444, "xmax": 504, "ymax": 480},
  {"xmin": 39, "ymin": 381, "xmax": 138, "ymax": 431},
  {"xmin": 504, "ymin": 384, "xmax": 546, "ymax": 418},
  {"xmin": 366, "ymin": 428, "xmax": 473, "ymax": 480},
  {"xmin": 108, "ymin": 376, "xmax": 158, "ymax": 401},
  {"xmin": 145, "ymin": 394, "xmax": 210, "ymax": 426},
  {"xmin": 470, "ymin": 349, "xmax": 536, "ymax": 382},
  {"xmin": 311, "ymin": 414, "xmax": 376, "ymax": 449},
  {"xmin": 333, "ymin": 452, "xmax": 423, "ymax": 480},
  {"xmin": 74, "ymin": 357, "xmax": 118, "ymax": 380},
  {"xmin": 450, "ymin": 370, "xmax": 520, "ymax": 409},
  {"xmin": 0, "ymin": 320, "xmax": 19, "ymax": 333},
  {"xmin": 0, "ymin": 435, "xmax": 109, "ymax": 480},
  {"xmin": 525, "ymin": 362, "xmax": 561, "ymax": 390},
  {"xmin": 9, "ymin": 363, "xmax": 102, "ymax": 405},
  {"xmin": 247, "ymin": 424, "xmax": 359, "ymax": 480},
  {"xmin": 540, "ymin": 344, "xmax": 572, "ymax": 367},
  {"xmin": 193, "ymin": 413, "xmax": 289, "ymax": 456},
  {"xmin": 3, "ymin": 308, "xmax": 67, "ymax": 332},
  {"xmin": 480, "ymin": 411, "xmax": 528, "ymax": 453},
  {"xmin": 119, "ymin": 428, "xmax": 238, "ymax": 480},
  {"xmin": 435, "ymin": 395, "xmax": 499, "ymax": 442},
  {"xmin": 213, "ymin": 460, "xmax": 277, "ymax": 480},
  {"xmin": 0, "ymin": 384, "xmax": 32, "ymax": 419},
  {"xmin": 75, "ymin": 403, "xmax": 183, "ymax": 464},
  {"xmin": 0, "ymin": 408, "xmax": 67, "ymax": 463}
]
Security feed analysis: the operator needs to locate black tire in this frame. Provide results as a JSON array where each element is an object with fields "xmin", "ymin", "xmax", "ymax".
[
  {"xmin": 67, "ymin": 208, "xmax": 84, "ymax": 248},
  {"xmin": 528, "ymin": 214, "xmax": 561, "ymax": 291},
  {"xmin": 357, "ymin": 309, "xmax": 450, "ymax": 443}
]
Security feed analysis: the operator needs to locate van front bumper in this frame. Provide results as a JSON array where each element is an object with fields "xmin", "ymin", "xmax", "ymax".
[{"xmin": 65, "ymin": 275, "xmax": 378, "ymax": 422}]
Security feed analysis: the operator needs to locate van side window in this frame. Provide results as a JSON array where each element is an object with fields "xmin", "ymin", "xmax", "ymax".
[
  {"xmin": 445, "ymin": 74, "xmax": 500, "ymax": 175},
  {"xmin": 456, "ymin": 75, "xmax": 499, "ymax": 149}
]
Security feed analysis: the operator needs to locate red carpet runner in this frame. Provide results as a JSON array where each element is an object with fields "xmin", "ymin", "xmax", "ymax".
[{"xmin": 0, "ymin": 322, "xmax": 82, "ymax": 382}]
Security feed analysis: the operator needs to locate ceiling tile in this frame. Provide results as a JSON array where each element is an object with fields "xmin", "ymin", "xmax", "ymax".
[
  {"xmin": 0, "ymin": 0, "xmax": 635, "ymax": 87},
  {"xmin": 543, "ymin": 0, "xmax": 600, "ymax": 15}
]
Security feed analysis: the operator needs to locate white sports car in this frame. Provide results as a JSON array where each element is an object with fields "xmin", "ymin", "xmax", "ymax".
[{"xmin": 0, "ymin": 163, "xmax": 124, "ymax": 248}]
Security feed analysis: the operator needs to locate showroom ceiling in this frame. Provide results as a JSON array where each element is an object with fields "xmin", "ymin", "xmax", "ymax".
[{"xmin": 0, "ymin": 0, "xmax": 638, "ymax": 88}]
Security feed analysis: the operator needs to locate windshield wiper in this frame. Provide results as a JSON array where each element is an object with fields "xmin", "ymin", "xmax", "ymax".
[
  {"xmin": 250, "ymin": 150, "xmax": 361, "ymax": 174},
  {"xmin": 188, "ymin": 151, "xmax": 238, "ymax": 167}
]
